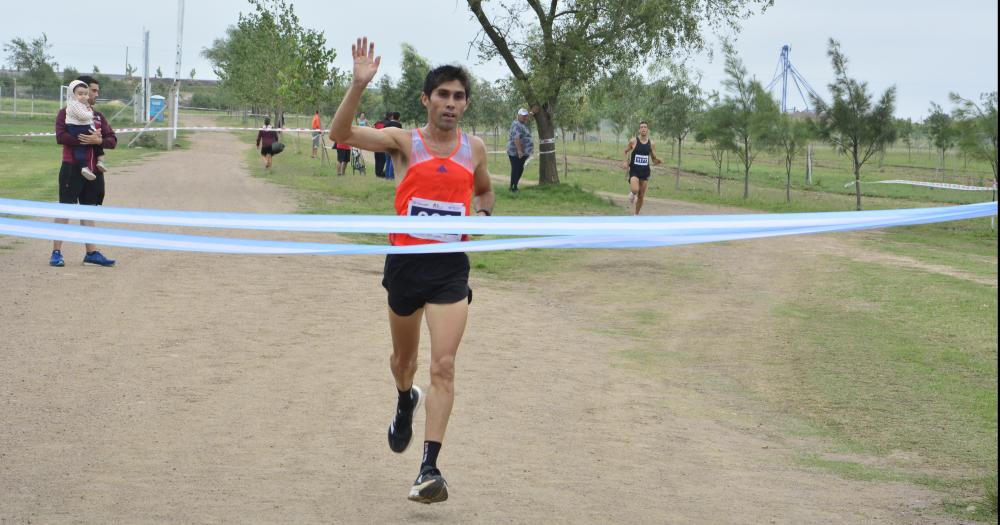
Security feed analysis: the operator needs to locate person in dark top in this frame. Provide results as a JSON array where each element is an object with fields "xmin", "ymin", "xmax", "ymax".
[
  {"xmin": 50, "ymin": 75, "xmax": 118, "ymax": 268},
  {"xmin": 256, "ymin": 117, "xmax": 281, "ymax": 169},
  {"xmin": 621, "ymin": 121, "xmax": 662, "ymax": 215},
  {"xmin": 383, "ymin": 112, "xmax": 403, "ymax": 180},
  {"xmin": 373, "ymin": 112, "xmax": 389, "ymax": 177}
]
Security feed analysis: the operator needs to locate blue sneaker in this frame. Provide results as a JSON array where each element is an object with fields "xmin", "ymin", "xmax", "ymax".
[
  {"xmin": 49, "ymin": 250, "xmax": 65, "ymax": 267},
  {"xmin": 83, "ymin": 251, "xmax": 116, "ymax": 267}
]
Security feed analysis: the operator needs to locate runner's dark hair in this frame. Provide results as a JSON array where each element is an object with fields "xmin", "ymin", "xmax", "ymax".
[
  {"xmin": 76, "ymin": 75, "xmax": 100, "ymax": 86},
  {"xmin": 422, "ymin": 65, "xmax": 472, "ymax": 100}
]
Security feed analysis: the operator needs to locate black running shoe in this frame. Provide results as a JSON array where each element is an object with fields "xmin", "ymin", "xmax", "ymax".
[
  {"xmin": 408, "ymin": 465, "xmax": 448, "ymax": 504},
  {"xmin": 387, "ymin": 385, "xmax": 423, "ymax": 453}
]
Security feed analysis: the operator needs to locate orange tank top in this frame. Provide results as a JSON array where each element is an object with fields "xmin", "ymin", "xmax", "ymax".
[{"xmin": 390, "ymin": 128, "xmax": 475, "ymax": 246}]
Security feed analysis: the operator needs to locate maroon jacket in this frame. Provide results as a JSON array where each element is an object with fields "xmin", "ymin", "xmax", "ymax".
[
  {"xmin": 256, "ymin": 127, "xmax": 279, "ymax": 149},
  {"xmin": 55, "ymin": 107, "xmax": 117, "ymax": 170}
]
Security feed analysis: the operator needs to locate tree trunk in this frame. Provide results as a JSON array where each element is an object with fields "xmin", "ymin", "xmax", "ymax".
[
  {"xmin": 854, "ymin": 159, "xmax": 862, "ymax": 211},
  {"xmin": 785, "ymin": 155, "xmax": 792, "ymax": 203},
  {"xmin": 675, "ymin": 137, "xmax": 682, "ymax": 190},
  {"xmin": 743, "ymin": 139, "xmax": 751, "ymax": 199},
  {"xmin": 534, "ymin": 107, "xmax": 559, "ymax": 185},
  {"xmin": 717, "ymin": 161, "xmax": 722, "ymax": 195}
]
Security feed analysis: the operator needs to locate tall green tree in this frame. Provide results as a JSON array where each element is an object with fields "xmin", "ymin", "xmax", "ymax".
[
  {"xmin": 467, "ymin": 0, "xmax": 771, "ymax": 185},
  {"xmin": 395, "ymin": 43, "xmax": 432, "ymax": 126},
  {"xmin": 4, "ymin": 33, "xmax": 59, "ymax": 92},
  {"xmin": 811, "ymin": 38, "xmax": 896, "ymax": 211},
  {"xmin": 895, "ymin": 118, "xmax": 915, "ymax": 162},
  {"xmin": 591, "ymin": 72, "xmax": 644, "ymax": 147},
  {"xmin": 925, "ymin": 102, "xmax": 958, "ymax": 172},
  {"xmin": 719, "ymin": 42, "xmax": 781, "ymax": 200},
  {"xmin": 777, "ymin": 115, "xmax": 811, "ymax": 202},
  {"xmin": 203, "ymin": 0, "xmax": 336, "ymax": 116},
  {"xmin": 650, "ymin": 65, "xmax": 703, "ymax": 189},
  {"xmin": 949, "ymin": 91, "xmax": 997, "ymax": 185},
  {"xmin": 694, "ymin": 93, "xmax": 732, "ymax": 195}
]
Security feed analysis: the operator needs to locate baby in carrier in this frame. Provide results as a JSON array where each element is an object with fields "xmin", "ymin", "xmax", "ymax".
[{"xmin": 65, "ymin": 79, "xmax": 108, "ymax": 181}]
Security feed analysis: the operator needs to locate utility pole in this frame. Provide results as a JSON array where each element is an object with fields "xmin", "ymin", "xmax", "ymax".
[
  {"xmin": 143, "ymin": 29, "xmax": 150, "ymax": 124},
  {"xmin": 168, "ymin": 0, "xmax": 185, "ymax": 149}
]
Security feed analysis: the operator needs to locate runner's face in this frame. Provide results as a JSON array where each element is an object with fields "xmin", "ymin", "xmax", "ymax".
[
  {"xmin": 421, "ymin": 79, "xmax": 468, "ymax": 131},
  {"xmin": 639, "ymin": 123, "xmax": 648, "ymax": 137}
]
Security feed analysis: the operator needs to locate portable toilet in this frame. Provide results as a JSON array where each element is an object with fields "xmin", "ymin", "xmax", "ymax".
[{"xmin": 149, "ymin": 95, "xmax": 166, "ymax": 121}]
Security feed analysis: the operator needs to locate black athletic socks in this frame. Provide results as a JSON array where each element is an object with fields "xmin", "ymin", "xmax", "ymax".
[{"xmin": 421, "ymin": 441, "xmax": 442, "ymax": 470}]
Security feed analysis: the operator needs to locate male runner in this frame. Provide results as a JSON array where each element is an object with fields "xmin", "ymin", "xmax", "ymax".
[
  {"xmin": 621, "ymin": 121, "xmax": 662, "ymax": 215},
  {"xmin": 329, "ymin": 37, "xmax": 494, "ymax": 504}
]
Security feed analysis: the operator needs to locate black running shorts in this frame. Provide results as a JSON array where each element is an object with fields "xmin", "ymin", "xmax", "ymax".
[
  {"xmin": 261, "ymin": 145, "xmax": 274, "ymax": 156},
  {"xmin": 336, "ymin": 148, "xmax": 351, "ymax": 163},
  {"xmin": 382, "ymin": 252, "xmax": 473, "ymax": 316},
  {"xmin": 58, "ymin": 162, "xmax": 105, "ymax": 205},
  {"xmin": 628, "ymin": 170, "xmax": 651, "ymax": 182}
]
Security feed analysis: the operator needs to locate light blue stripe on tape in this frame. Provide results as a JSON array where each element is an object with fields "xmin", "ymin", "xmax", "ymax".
[
  {"xmin": 0, "ymin": 198, "xmax": 995, "ymax": 237},
  {"xmin": 1, "ymin": 200, "xmax": 994, "ymax": 254}
]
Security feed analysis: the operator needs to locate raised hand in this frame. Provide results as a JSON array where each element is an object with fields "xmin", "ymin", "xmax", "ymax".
[{"xmin": 351, "ymin": 36, "xmax": 381, "ymax": 87}]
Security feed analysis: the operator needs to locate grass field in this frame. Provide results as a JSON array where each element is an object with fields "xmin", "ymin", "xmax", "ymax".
[
  {"xmin": 0, "ymin": 113, "xmax": 185, "ymax": 202},
  {"xmin": 2, "ymin": 114, "xmax": 996, "ymax": 521}
]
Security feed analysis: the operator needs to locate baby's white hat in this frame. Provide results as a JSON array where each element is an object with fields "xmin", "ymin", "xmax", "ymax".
[{"xmin": 68, "ymin": 80, "xmax": 88, "ymax": 92}]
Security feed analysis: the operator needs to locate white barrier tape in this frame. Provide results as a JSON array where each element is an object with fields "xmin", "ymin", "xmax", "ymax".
[
  {"xmin": 844, "ymin": 179, "xmax": 997, "ymax": 191},
  {"xmin": 0, "ymin": 126, "xmax": 323, "ymax": 138},
  {"xmin": 539, "ymin": 138, "xmax": 557, "ymax": 144},
  {"xmin": 1, "ymin": 201, "xmax": 994, "ymax": 254},
  {"xmin": 1, "ymin": 197, "xmax": 995, "ymax": 237}
]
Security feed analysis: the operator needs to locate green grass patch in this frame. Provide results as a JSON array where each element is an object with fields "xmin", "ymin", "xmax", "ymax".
[
  {"xmin": 770, "ymin": 257, "xmax": 997, "ymax": 519},
  {"xmin": 0, "ymin": 115, "xmax": 176, "ymax": 201}
]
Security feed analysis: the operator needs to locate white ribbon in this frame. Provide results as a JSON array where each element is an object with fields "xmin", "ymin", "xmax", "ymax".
[{"xmin": 1, "ymin": 199, "xmax": 995, "ymax": 255}]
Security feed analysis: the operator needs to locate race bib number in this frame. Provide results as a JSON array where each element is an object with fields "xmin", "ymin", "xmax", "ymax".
[
  {"xmin": 633, "ymin": 154, "xmax": 650, "ymax": 167},
  {"xmin": 407, "ymin": 197, "xmax": 466, "ymax": 242}
]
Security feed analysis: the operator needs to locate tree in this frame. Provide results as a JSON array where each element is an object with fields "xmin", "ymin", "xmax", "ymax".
[
  {"xmin": 694, "ymin": 93, "xmax": 732, "ymax": 195},
  {"xmin": 4, "ymin": 34, "xmax": 55, "ymax": 71},
  {"xmin": 811, "ymin": 38, "xmax": 896, "ymax": 211},
  {"xmin": 650, "ymin": 64, "xmax": 703, "ymax": 189},
  {"xmin": 925, "ymin": 102, "xmax": 957, "ymax": 172},
  {"xmin": 467, "ymin": 0, "xmax": 770, "ymax": 185},
  {"xmin": 777, "ymin": 115, "xmax": 811, "ymax": 202},
  {"xmin": 189, "ymin": 68, "xmax": 197, "ymax": 80},
  {"xmin": 4, "ymin": 33, "xmax": 59, "ymax": 92},
  {"xmin": 719, "ymin": 42, "xmax": 781, "ymax": 200},
  {"xmin": 591, "ymin": 71, "xmax": 644, "ymax": 147},
  {"xmin": 396, "ymin": 43, "xmax": 432, "ymax": 126},
  {"xmin": 125, "ymin": 63, "xmax": 137, "ymax": 79},
  {"xmin": 895, "ymin": 118, "xmax": 915, "ymax": 162},
  {"xmin": 203, "ymin": 0, "xmax": 337, "ymax": 116},
  {"xmin": 950, "ymin": 91, "xmax": 998, "ymax": 185},
  {"xmin": 61, "ymin": 67, "xmax": 80, "ymax": 85},
  {"xmin": 155, "ymin": 66, "xmax": 163, "ymax": 79}
]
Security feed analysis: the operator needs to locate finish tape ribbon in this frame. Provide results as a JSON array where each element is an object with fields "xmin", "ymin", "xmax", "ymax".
[
  {"xmin": 1, "ymin": 198, "xmax": 995, "ymax": 255},
  {"xmin": 844, "ymin": 179, "xmax": 997, "ymax": 191}
]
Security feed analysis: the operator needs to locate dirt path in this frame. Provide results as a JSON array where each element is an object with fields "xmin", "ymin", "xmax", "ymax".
[{"xmin": 1, "ymin": 118, "xmax": 963, "ymax": 523}]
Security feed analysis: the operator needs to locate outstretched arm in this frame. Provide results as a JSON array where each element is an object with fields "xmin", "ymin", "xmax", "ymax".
[
  {"xmin": 650, "ymin": 141, "xmax": 663, "ymax": 165},
  {"xmin": 330, "ymin": 37, "xmax": 405, "ymax": 153}
]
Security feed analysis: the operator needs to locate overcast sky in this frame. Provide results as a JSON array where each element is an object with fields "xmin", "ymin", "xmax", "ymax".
[{"xmin": 2, "ymin": 0, "xmax": 996, "ymax": 119}]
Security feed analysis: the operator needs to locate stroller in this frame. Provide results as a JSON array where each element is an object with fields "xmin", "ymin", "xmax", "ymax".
[{"xmin": 351, "ymin": 147, "xmax": 366, "ymax": 175}]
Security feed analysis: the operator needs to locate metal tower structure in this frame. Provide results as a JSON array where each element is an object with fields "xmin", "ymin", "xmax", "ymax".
[{"xmin": 766, "ymin": 45, "xmax": 822, "ymax": 113}]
